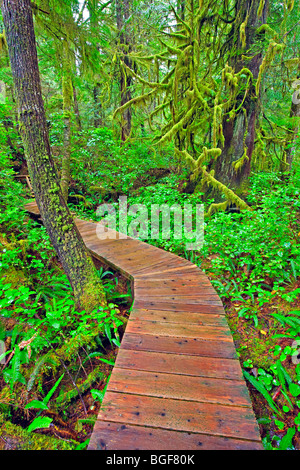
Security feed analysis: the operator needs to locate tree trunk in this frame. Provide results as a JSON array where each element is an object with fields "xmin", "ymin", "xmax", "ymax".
[
  {"xmin": 61, "ymin": 39, "xmax": 73, "ymax": 202},
  {"xmin": 2, "ymin": 0, "xmax": 107, "ymax": 313},
  {"xmin": 213, "ymin": 0, "xmax": 269, "ymax": 191},
  {"xmin": 73, "ymin": 81, "xmax": 82, "ymax": 132},
  {"xmin": 116, "ymin": 0, "xmax": 132, "ymax": 141},
  {"xmin": 286, "ymin": 80, "xmax": 300, "ymax": 170}
]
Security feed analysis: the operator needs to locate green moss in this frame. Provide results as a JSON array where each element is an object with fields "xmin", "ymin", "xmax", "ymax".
[
  {"xmin": 0, "ymin": 414, "xmax": 78, "ymax": 450},
  {"xmin": 78, "ymin": 277, "xmax": 107, "ymax": 312},
  {"xmin": 0, "ymin": 267, "xmax": 28, "ymax": 288},
  {"xmin": 257, "ymin": 0, "xmax": 266, "ymax": 17},
  {"xmin": 55, "ymin": 367, "xmax": 105, "ymax": 408}
]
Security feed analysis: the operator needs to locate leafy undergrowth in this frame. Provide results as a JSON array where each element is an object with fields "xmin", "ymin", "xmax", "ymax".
[{"xmin": 197, "ymin": 172, "xmax": 300, "ymax": 450}]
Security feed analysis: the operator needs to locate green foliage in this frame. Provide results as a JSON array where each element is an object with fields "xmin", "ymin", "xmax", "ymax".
[
  {"xmin": 202, "ymin": 173, "xmax": 300, "ymax": 316},
  {"xmin": 68, "ymin": 127, "xmax": 173, "ymax": 202}
]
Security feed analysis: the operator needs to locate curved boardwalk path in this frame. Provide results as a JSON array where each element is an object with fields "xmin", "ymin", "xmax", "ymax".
[{"xmin": 24, "ymin": 201, "xmax": 262, "ymax": 450}]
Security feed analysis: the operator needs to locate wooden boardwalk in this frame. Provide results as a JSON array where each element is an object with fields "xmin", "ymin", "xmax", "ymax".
[{"xmin": 24, "ymin": 201, "xmax": 262, "ymax": 450}]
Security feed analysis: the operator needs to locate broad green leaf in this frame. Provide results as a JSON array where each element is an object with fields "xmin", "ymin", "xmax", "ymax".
[
  {"xmin": 27, "ymin": 416, "xmax": 53, "ymax": 433},
  {"xmin": 279, "ymin": 427, "xmax": 295, "ymax": 450},
  {"xmin": 25, "ymin": 400, "xmax": 49, "ymax": 410},
  {"xmin": 289, "ymin": 383, "xmax": 300, "ymax": 397}
]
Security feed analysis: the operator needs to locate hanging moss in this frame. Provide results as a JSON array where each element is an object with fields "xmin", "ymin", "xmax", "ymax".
[
  {"xmin": 202, "ymin": 168, "xmax": 250, "ymax": 211},
  {"xmin": 232, "ymin": 148, "xmax": 249, "ymax": 173},
  {"xmin": 111, "ymin": 0, "xmax": 263, "ymax": 211},
  {"xmin": 122, "ymin": 61, "xmax": 170, "ymax": 90},
  {"xmin": 239, "ymin": 15, "xmax": 248, "ymax": 49},
  {"xmin": 256, "ymin": 24, "xmax": 277, "ymax": 38},
  {"xmin": 113, "ymin": 90, "xmax": 156, "ymax": 120},
  {"xmin": 205, "ymin": 200, "xmax": 229, "ymax": 217},
  {"xmin": 256, "ymin": 41, "xmax": 285, "ymax": 96},
  {"xmin": 257, "ymin": 0, "xmax": 266, "ymax": 18},
  {"xmin": 175, "ymin": 147, "xmax": 249, "ymax": 211}
]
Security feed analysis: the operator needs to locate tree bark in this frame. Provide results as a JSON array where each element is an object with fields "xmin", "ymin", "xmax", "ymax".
[
  {"xmin": 2, "ymin": 0, "xmax": 107, "ymax": 312},
  {"xmin": 61, "ymin": 39, "xmax": 73, "ymax": 202},
  {"xmin": 213, "ymin": 0, "xmax": 269, "ymax": 191}
]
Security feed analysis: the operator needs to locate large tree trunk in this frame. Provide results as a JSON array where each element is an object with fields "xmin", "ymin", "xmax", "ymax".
[
  {"xmin": 61, "ymin": 39, "xmax": 73, "ymax": 202},
  {"xmin": 2, "ymin": 0, "xmax": 107, "ymax": 312},
  {"xmin": 214, "ymin": 0, "xmax": 269, "ymax": 191},
  {"xmin": 116, "ymin": 0, "xmax": 132, "ymax": 141}
]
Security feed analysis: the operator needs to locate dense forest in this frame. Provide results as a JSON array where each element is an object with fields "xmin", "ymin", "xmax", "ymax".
[{"xmin": 1, "ymin": 0, "xmax": 300, "ymax": 451}]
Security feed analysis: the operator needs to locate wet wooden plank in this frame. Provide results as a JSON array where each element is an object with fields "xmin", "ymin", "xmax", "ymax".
[
  {"xmin": 134, "ymin": 286, "xmax": 217, "ymax": 296},
  {"xmin": 120, "ymin": 333, "xmax": 238, "ymax": 359},
  {"xmin": 132, "ymin": 299, "xmax": 225, "ymax": 313},
  {"xmin": 114, "ymin": 349, "xmax": 244, "ymax": 380},
  {"xmin": 134, "ymin": 278, "xmax": 212, "ymax": 288},
  {"xmin": 108, "ymin": 251, "xmax": 174, "ymax": 269},
  {"xmin": 97, "ymin": 392, "xmax": 262, "ymax": 442},
  {"xmin": 125, "ymin": 318, "xmax": 233, "ymax": 342},
  {"xmin": 134, "ymin": 271, "xmax": 207, "ymax": 281},
  {"xmin": 88, "ymin": 421, "xmax": 263, "ymax": 450},
  {"xmin": 135, "ymin": 276, "xmax": 211, "ymax": 285},
  {"xmin": 107, "ymin": 368, "xmax": 252, "ymax": 407},
  {"xmin": 104, "ymin": 245, "xmax": 163, "ymax": 259},
  {"xmin": 135, "ymin": 293, "xmax": 222, "ymax": 303},
  {"xmin": 129, "ymin": 308, "xmax": 228, "ymax": 326},
  {"xmin": 136, "ymin": 264, "xmax": 199, "ymax": 276}
]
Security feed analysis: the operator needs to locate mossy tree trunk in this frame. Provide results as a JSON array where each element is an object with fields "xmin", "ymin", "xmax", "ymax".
[
  {"xmin": 286, "ymin": 77, "xmax": 300, "ymax": 170},
  {"xmin": 213, "ymin": 0, "xmax": 269, "ymax": 192},
  {"xmin": 73, "ymin": 80, "xmax": 82, "ymax": 132},
  {"xmin": 2, "ymin": 0, "xmax": 107, "ymax": 313},
  {"xmin": 61, "ymin": 39, "xmax": 74, "ymax": 202}
]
